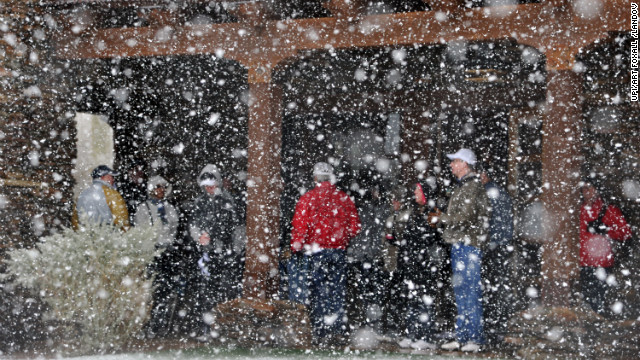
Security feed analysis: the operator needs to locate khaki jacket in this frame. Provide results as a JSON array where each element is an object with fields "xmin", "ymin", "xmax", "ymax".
[
  {"xmin": 72, "ymin": 179, "xmax": 130, "ymax": 231},
  {"xmin": 440, "ymin": 173, "xmax": 491, "ymax": 249}
]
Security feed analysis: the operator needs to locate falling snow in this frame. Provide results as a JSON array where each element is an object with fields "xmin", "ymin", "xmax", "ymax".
[{"xmin": 0, "ymin": 0, "xmax": 638, "ymax": 358}]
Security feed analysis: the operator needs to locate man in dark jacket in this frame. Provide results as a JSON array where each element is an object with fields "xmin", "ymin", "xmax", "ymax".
[
  {"xmin": 291, "ymin": 162, "xmax": 361, "ymax": 346},
  {"xmin": 387, "ymin": 180, "xmax": 439, "ymax": 349},
  {"xmin": 188, "ymin": 164, "xmax": 241, "ymax": 339},
  {"xmin": 347, "ymin": 185, "xmax": 390, "ymax": 334},
  {"xmin": 430, "ymin": 148, "xmax": 490, "ymax": 352}
]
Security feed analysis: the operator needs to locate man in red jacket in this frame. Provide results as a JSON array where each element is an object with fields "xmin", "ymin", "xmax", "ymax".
[
  {"xmin": 580, "ymin": 181, "xmax": 632, "ymax": 317},
  {"xmin": 291, "ymin": 162, "xmax": 361, "ymax": 346}
]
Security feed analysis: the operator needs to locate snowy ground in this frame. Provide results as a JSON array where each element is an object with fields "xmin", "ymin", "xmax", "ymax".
[{"xmin": 51, "ymin": 347, "xmax": 503, "ymax": 360}]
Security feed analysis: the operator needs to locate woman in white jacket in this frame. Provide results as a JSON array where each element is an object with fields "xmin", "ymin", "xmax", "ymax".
[
  {"xmin": 135, "ymin": 175, "xmax": 179, "ymax": 248},
  {"xmin": 136, "ymin": 175, "xmax": 181, "ymax": 336}
]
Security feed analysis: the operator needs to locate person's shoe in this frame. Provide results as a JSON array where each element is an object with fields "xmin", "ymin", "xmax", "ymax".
[
  {"xmin": 375, "ymin": 333, "xmax": 395, "ymax": 343},
  {"xmin": 195, "ymin": 326, "xmax": 211, "ymax": 343},
  {"xmin": 398, "ymin": 338, "xmax": 412, "ymax": 348},
  {"xmin": 461, "ymin": 342, "xmax": 482, "ymax": 352},
  {"xmin": 411, "ymin": 339, "xmax": 436, "ymax": 350},
  {"xmin": 315, "ymin": 334, "xmax": 347, "ymax": 349},
  {"xmin": 195, "ymin": 334, "xmax": 210, "ymax": 343},
  {"xmin": 441, "ymin": 341, "xmax": 460, "ymax": 350}
]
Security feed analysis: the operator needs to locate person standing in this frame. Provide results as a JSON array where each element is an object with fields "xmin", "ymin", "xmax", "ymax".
[
  {"xmin": 429, "ymin": 148, "xmax": 490, "ymax": 352},
  {"xmin": 135, "ymin": 175, "xmax": 179, "ymax": 248},
  {"xmin": 73, "ymin": 164, "xmax": 129, "ymax": 231},
  {"xmin": 476, "ymin": 163, "xmax": 514, "ymax": 345},
  {"xmin": 347, "ymin": 185, "xmax": 390, "ymax": 334},
  {"xmin": 118, "ymin": 158, "xmax": 148, "ymax": 226},
  {"xmin": 580, "ymin": 181, "xmax": 632, "ymax": 318},
  {"xmin": 188, "ymin": 164, "xmax": 241, "ymax": 338},
  {"xmin": 290, "ymin": 162, "xmax": 361, "ymax": 347},
  {"xmin": 386, "ymin": 180, "xmax": 439, "ymax": 349},
  {"xmin": 135, "ymin": 175, "xmax": 180, "ymax": 336}
]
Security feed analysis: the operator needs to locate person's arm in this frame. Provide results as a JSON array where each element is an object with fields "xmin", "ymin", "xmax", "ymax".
[
  {"xmin": 162, "ymin": 204, "xmax": 180, "ymax": 246},
  {"xmin": 346, "ymin": 196, "xmax": 362, "ymax": 239},
  {"xmin": 104, "ymin": 187, "xmax": 130, "ymax": 231},
  {"xmin": 604, "ymin": 205, "xmax": 632, "ymax": 242},
  {"xmin": 71, "ymin": 207, "xmax": 79, "ymax": 230},
  {"xmin": 290, "ymin": 197, "xmax": 309, "ymax": 252},
  {"xmin": 187, "ymin": 202, "xmax": 211, "ymax": 247},
  {"xmin": 133, "ymin": 202, "xmax": 150, "ymax": 228}
]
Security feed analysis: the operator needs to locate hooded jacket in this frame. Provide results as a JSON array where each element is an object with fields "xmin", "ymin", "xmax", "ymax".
[
  {"xmin": 580, "ymin": 196, "xmax": 632, "ymax": 267},
  {"xmin": 188, "ymin": 164, "xmax": 239, "ymax": 255},
  {"xmin": 73, "ymin": 178, "xmax": 130, "ymax": 230},
  {"xmin": 440, "ymin": 173, "xmax": 491, "ymax": 249},
  {"xmin": 347, "ymin": 189, "xmax": 391, "ymax": 263},
  {"xmin": 388, "ymin": 180, "xmax": 439, "ymax": 285},
  {"xmin": 291, "ymin": 181, "xmax": 361, "ymax": 252},
  {"xmin": 134, "ymin": 175, "xmax": 179, "ymax": 247}
]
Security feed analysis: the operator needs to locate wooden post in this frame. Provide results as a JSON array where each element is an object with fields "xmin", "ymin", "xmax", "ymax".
[
  {"xmin": 540, "ymin": 69, "xmax": 582, "ymax": 307},
  {"xmin": 242, "ymin": 66, "xmax": 283, "ymax": 300}
]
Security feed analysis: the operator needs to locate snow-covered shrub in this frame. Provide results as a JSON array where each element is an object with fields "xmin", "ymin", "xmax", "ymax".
[{"xmin": 1, "ymin": 220, "xmax": 159, "ymax": 354}]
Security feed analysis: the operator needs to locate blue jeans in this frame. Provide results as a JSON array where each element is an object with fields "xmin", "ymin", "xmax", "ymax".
[
  {"xmin": 451, "ymin": 243, "xmax": 485, "ymax": 344},
  {"xmin": 288, "ymin": 253, "xmax": 310, "ymax": 305},
  {"xmin": 307, "ymin": 249, "xmax": 347, "ymax": 340}
]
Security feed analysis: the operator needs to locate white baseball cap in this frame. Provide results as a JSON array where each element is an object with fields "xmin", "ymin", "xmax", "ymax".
[
  {"xmin": 446, "ymin": 148, "xmax": 477, "ymax": 165},
  {"xmin": 313, "ymin": 162, "xmax": 334, "ymax": 176}
]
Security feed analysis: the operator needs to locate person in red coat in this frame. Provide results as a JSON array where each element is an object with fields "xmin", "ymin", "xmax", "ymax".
[
  {"xmin": 580, "ymin": 181, "xmax": 632, "ymax": 317},
  {"xmin": 290, "ymin": 162, "xmax": 361, "ymax": 346}
]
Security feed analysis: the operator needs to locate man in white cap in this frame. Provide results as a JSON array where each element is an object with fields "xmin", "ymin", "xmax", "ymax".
[
  {"xmin": 72, "ymin": 164, "xmax": 129, "ymax": 231},
  {"xmin": 429, "ymin": 148, "xmax": 490, "ymax": 352},
  {"xmin": 290, "ymin": 162, "xmax": 361, "ymax": 347},
  {"xmin": 188, "ymin": 164, "xmax": 241, "ymax": 340}
]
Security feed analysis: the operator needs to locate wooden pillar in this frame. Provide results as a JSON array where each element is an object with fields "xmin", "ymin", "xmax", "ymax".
[
  {"xmin": 242, "ymin": 66, "xmax": 283, "ymax": 300},
  {"xmin": 540, "ymin": 69, "xmax": 582, "ymax": 307}
]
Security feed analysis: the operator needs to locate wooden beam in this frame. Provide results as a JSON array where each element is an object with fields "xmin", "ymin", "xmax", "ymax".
[
  {"xmin": 52, "ymin": 1, "xmax": 629, "ymax": 71},
  {"xmin": 0, "ymin": 178, "xmax": 49, "ymax": 188}
]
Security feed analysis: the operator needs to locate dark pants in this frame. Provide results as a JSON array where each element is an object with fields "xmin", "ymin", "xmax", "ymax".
[
  {"xmin": 307, "ymin": 250, "xmax": 347, "ymax": 341},
  {"xmin": 348, "ymin": 258, "xmax": 387, "ymax": 330},
  {"xmin": 482, "ymin": 244, "xmax": 514, "ymax": 342},
  {"xmin": 404, "ymin": 283, "xmax": 436, "ymax": 342},
  {"xmin": 147, "ymin": 249, "xmax": 187, "ymax": 337},
  {"xmin": 196, "ymin": 253, "xmax": 243, "ymax": 330},
  {"xmin": 580, "ymin": 266, "xmax": 613, "ymax": 318}
]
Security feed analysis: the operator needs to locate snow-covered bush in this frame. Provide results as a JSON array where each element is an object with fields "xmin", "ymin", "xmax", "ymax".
[{"xmin": 1, "ymin": 220, "xmax": 159, "ymax": 354}]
